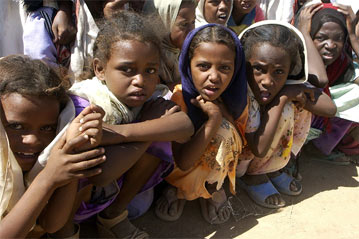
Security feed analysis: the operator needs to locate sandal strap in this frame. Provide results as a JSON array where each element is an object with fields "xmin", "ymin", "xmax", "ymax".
[{"xmin": 97, "ymin": 210, "xmax": 128, "ymax": 229}]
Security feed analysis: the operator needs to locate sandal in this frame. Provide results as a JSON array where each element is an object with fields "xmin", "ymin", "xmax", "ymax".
[
  {"xmin": 155, "ymin": 186, "xmax": 186, "ymax": 222},
  {"xmin": 269, "ymin": 172, "xmax": 302, "ymax": 196},
  {"xmin": 97, "ymin": 210, "xmax": 149, "ymax": 239},
  {"xmin": 238, "ymin": 179, "xmax": 285, "ymax": 209},
  {"xmin": 199, "ymin": 188, "xmax": 231, "ymax": 224}
]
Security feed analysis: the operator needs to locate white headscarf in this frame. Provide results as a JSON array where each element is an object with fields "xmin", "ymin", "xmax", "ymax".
[
  {"xmin": 239, "ymin": 20, "xmax": 308, "ymax": 85},
  {"xmin": 195, "ymin": 0, "xmax": 233, "ymax": 28}
]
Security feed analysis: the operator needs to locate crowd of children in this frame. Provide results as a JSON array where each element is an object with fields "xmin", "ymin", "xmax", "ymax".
[{"xmin": 0, "ymin": 0, "xmax": 358, "ymax": 238}]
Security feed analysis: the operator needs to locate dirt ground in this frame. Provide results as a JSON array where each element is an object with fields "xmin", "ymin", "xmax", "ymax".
[{"xmin": 80, "ymin": 150, "xmax": 359, "ymax": 239}]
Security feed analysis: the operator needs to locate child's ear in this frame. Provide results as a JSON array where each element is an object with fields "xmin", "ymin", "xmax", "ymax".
[{"xmin": 93, "ymin": 58, "xmax": 106, "ymax": 81}]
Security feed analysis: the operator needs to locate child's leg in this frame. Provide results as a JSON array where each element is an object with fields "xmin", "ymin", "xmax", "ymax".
[{"xmin": 98, "ymin": 153, "xmax": 161, "ymax": 237}]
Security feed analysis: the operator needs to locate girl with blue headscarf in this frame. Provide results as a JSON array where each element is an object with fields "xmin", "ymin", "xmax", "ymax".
[{"xmin": 155, "ymin": 24, "xmax": 248, "ymax": 225}]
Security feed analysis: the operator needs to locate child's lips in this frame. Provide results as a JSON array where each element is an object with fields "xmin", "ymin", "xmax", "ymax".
[
  {"xmin": 203, "ymin": 86, "xmax": 219, "ymax": 97},
  {"xmin": 260, "ymin": 91, "xmax": 271, "ymax": 101}
]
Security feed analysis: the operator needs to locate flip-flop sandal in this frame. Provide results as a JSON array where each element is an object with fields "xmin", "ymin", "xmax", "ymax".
[
  {"xmin": 270, "ymin": 172, "xmax": 302, "ymax": 196},
  {"xmin": 238, "ymin": 179, "xmax": 285, "ymax": 209},
  {"xmin": 97, "ymin": 210, "xmax": 149, "ymax": 239},
  {"xmin": 154, "ymin": 186, "xmax": 186, "ymax": 222},
  {"xmin": 199, "ymin": 189, "xmax": 231, "ymax": 225}
]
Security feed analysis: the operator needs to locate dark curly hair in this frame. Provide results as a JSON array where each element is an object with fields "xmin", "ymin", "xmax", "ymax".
[
  {"xmin": 79, "ymin": 10, "xmax": 165, "ymax": 80},
  {"xmin": 240, "ymin": 24, "xmax": 303, "ymax": 72},
  {"xmin": 0, "ymin": 55, "xmax": 70, "ymax": 109},
  {"xmin": 188, "ymin": 25, "xmax": 236, "ymax": 60}
]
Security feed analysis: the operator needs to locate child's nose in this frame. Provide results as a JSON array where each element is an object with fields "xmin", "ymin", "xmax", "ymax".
[
  {"xmin": 325, "ymin": 39, "xmax": 336, "ymax": 49},
  {"xmin": 261, "ymin": 74, "xmax": 273, "ymax": 87},
  {"xmin": 22, "ymin": 133, "xmax": 42, "ymax": 146},
  {"xmin": 132, "ymin": 74, "xmax": 145, "ymax": 87},
  {"xmin": 219, "ymin": 0, "xmax": 228, "ymax": 10},
  {"xmin": 208, "ymin": 69, "xmax": 220, "ymax": 83}
]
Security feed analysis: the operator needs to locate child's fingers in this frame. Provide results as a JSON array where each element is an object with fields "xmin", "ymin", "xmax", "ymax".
[
  {"xmin": 72, "ymin": 167, "xmax": 103, "ymax": 179},
  {"xmin": 80, "ymin": 112, "xmax": 103, "ymax": 124},
  {"xmin": 80, "ymin": 128, "xmax": 101, "ymax": 139},
  {"xmin": 79, "ymin": 119, "xmax": 101, "ymax": 132},
  {"xmin": 89, "ymin": 104, "xmax": 105, "ymax": 116},
  {"xmin": 54, "ymin": 133, "xmax": 67, "ymax": 150},
  {"xmin": 190, "ymin": 98, "xmax": 200, "ymax": 108},
  {"xmin": 70, "ymin": 147, "xmax": 105, "ymax": 163},
  {"xmin": 164, "ymin": 105, "xmax": 181, "ymax": 116},
  {"xmin": 70, "ymin": 155, "xmax": 106, "ymax": 173},
  {"xmin": 63, "ymin": 134, "xmax": 90, "ymax": 153}
]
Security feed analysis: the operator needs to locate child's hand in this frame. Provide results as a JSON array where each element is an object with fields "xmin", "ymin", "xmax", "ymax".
[
  {"xmin": 334, "ymin": 4, "xmax": 358, "ymax": 42},
  {"xmin": 280, "ymin": 85, "xmax": 315, "ymax": 109},
  {"xmin": 52, "ymin": 5, "xmax": 76, "ymax": 45},
  {"xmin": 138, "ymin": 98, "xmax": 181, "ymax": 121},
  {"xmin": 297, "ymin": 3, "xmax": 323, "ymax": 34},
  {"xmin": 103, "ymin": 0, "xmax": 129, "ymax": 18},
  {"xmin": 43, "ymin": 134, "xmax": 106, "ymax": 187},
  {"xmin": 66, "ymin": 105, "xmax": 105, "ymax": 151},
  {"xmin": 191, "ymin": 95, "xmax": 222, "ymax": 119}
]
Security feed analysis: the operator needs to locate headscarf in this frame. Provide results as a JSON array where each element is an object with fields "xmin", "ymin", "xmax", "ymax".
[
  {"xmin": 180, "ymin": 23, "xmax": 247, "ymax": 132},
  {"xmin": 143, "ymin": 0, "xmax": 182, "ymax": 84},
  {"xmin": 239, "ymin": 20, "xmax": 309, "ymax": 85},
  {"xmin": 195, "ymin": 0, "xmax": 233, "ymax": 28}
]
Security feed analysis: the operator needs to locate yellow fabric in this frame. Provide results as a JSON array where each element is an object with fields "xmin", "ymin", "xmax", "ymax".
[{"xmin": 166, "ymin": 86, "xmax": 244, "ymax": 200}]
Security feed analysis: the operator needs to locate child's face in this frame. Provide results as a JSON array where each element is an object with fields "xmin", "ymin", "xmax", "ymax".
[
  {"xmin": 204, "ymin": 0, "xmax": 232, "ymax": 25},
  {"xmin": 170, "ymin": 3, "xmax": 196, "ymax": 49},
  {"xmin": 0, "ymin": 94, "xmax": 59, "ymax": 172},
  {"xmin": 233, "ymin": 0, "xmax": 257, "ymax": 14},
  {"xmin": 95, "ymin": 40, "xmax": 160, "ymax": 108},
  {"xmin": 190, "ymin": 42, "xmax": 235, "ymax": 101},
  {"xmin": 247, "ymin": 42, "xmax": 291, "ymax": 105},
  {"xmin": 313, "ymin": 22, "xmax": 345, "ymax": 66}
]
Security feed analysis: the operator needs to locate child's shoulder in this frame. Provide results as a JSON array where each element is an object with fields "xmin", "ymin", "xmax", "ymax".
[{"xmin": 170, "ymin": 84, "xmax": 187, "ymax": 113}]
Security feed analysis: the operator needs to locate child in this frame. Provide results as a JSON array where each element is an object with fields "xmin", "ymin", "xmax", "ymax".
[
  {"xmin": 237, "ymin": 21, "xmax": 336, "ymax": 209},
  {"xmin": 228, "ymin": 0, "xmax": 265, "ymax": 35},
  {"xmin": 65, "ymin": 11, "xmax": 194, "ymax": 238},
  {"xmin": 195, "ymin": 0, "xmax": 233, "ymax": 27},
  {"xmin": 143, "ymin": 0, "xmax": 197, "ymax": 90},
  {"xmin": 300, "ymin": 3, "xmax": 359, "ymax": 165},
  {"xmin": 155, "ymin": 24, "xmax": 248, "ymax": 224},
  {"xmin": 0, "ymin": 54, "xmax": 105, "ymax": 238}
]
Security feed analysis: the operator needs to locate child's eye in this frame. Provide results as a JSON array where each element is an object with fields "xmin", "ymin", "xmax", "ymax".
[
  {"xmin": 8, "ymin": 123, "xmax": 23, "ymax": 130},
  {"xmin": 41, "ymin": 125, "xmax": 56, "ymax": 132},
  {"xmin": 119, "ymin": 67, "xmax": 132, "ymax": 73},
  {"xmin": 253, "ymin": 65, "xmax": 263, "ymax": 73},
  {"xmin": 220, "ymin": 65, "xmax": 231, "ymax": 71},
  {"xmin": 275, "ymin": 69, "xmax": 284, "ymax": 75},
  {"xmin": 197, "ymin": 63, "xmax": 210, "ymax": 71},
  {"xmin": 146, "ymin": 68, "xmax": 157, "ymax": 74},
  {"xmin": 315, "ymin": 36, "xmax": 324, "ymax": 42}
]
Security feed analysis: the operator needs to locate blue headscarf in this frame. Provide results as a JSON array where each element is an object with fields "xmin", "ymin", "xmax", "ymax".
[{"xmin": 179, "ymin": 23, "xmax": 247, "ymax": 131}]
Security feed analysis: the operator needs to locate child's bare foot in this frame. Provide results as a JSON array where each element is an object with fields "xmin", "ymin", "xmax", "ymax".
[
  {"xmin": 155, "ymin": 186, "xmax": 186, "ymax": 221},
  {"xmin": 199, "ymin": 188, "xmax": 231, "ymax": 224},
  {"xmin": 240, "ymin": 174, "xmax": 285, "ymax": 208}
]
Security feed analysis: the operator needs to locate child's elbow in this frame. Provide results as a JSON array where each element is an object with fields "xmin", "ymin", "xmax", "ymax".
[{"xmin": 326, "ymin": 104, "xmax": 337, "ymax": 117}]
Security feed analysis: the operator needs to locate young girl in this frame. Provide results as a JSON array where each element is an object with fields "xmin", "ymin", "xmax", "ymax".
[
  {"xmin": 143, "ymin": 0, "xmax": 197, "ymax": 90},
  {"xmin": 299, "ymin": 3, "xmax": 359, "ymax": 165},
  {"xmin": 0, "ymin": 54, "xmax": 105, "ymax": 238},
  {"xmin": 228, "ymin": 0, "xmax": 265, "ymax": 35},
  {"xmin": 63, "ymin": 11, "xmax": 194, "ymax": 238},
  {"xmin": 155, "ymin": 24, "xmax": 248, "ymax": 224},
  {"xmin": 237, "ymin": 21, "xmax": 336, "ymax": 209},
  {"xmin": 195, "ymin": 0, "xmax": 233, "ymax": 28}
]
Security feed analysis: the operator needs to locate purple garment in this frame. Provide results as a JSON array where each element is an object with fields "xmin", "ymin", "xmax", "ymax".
[
  {"xmin": 69, "ymin": 94, "xmax": 173, "ymax": 222},
  {"xmin": 311, "ymin": 116, "xmax": 353, "ymax": 155},
  {"xmin": 23, "ymin": 7, "xmax": 58, "ymax": 68},
  {"xmin": 180, "ymin": 24, "xmax": 247, "ymax": 131}
]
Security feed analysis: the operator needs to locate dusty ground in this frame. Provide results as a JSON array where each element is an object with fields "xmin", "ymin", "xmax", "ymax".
[{"xmin": 80, "ymin": 150, "xmax": 359, "ymax": 239}]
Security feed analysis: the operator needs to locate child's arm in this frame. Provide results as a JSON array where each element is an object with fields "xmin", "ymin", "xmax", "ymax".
[
  {"xmin": 100, "ymin": 98, "xmax": 194, "ymax": 145},
  {"xmin": 334, "ymin": 3, "xmax": 359, "ymax": 58},
  {"xmin": 52, "ymin": 0, "xmax": 76, "ymax": 45},
  {"xmin": 297, "ymin": 3, "xmax": 329, "ymax": 88},
  {"xmin": 0, "ymin": 135, "xmax": 105, "ymax": 238},
  {"xmin": 172, "ymin": 95, "xmax": 223, "ymax": 171}
]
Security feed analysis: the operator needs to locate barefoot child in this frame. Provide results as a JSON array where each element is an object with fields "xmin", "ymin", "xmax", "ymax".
[
  {"xmin": 195, "ymin": 0, "xmax": 233, "ymax": 27},
  {"xmin": 155, "ymin": 24, "xmax": 248, "ymax": 224},
  {"xmin": 237, "ymin": 21, "xmax": 336, "ymax": 209},
  {"xmin": 65, "ymin": 11, "xmax": 194, "ymax": 238},
  {"xmin": 0, "ymin": 55, "xmax": 105, "ymax": 238}
]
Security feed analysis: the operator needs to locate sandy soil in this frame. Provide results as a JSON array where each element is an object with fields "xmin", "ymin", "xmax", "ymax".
[{"xmin": 80, "ymin": 151, "xmax": 359, "ymax": 239}]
